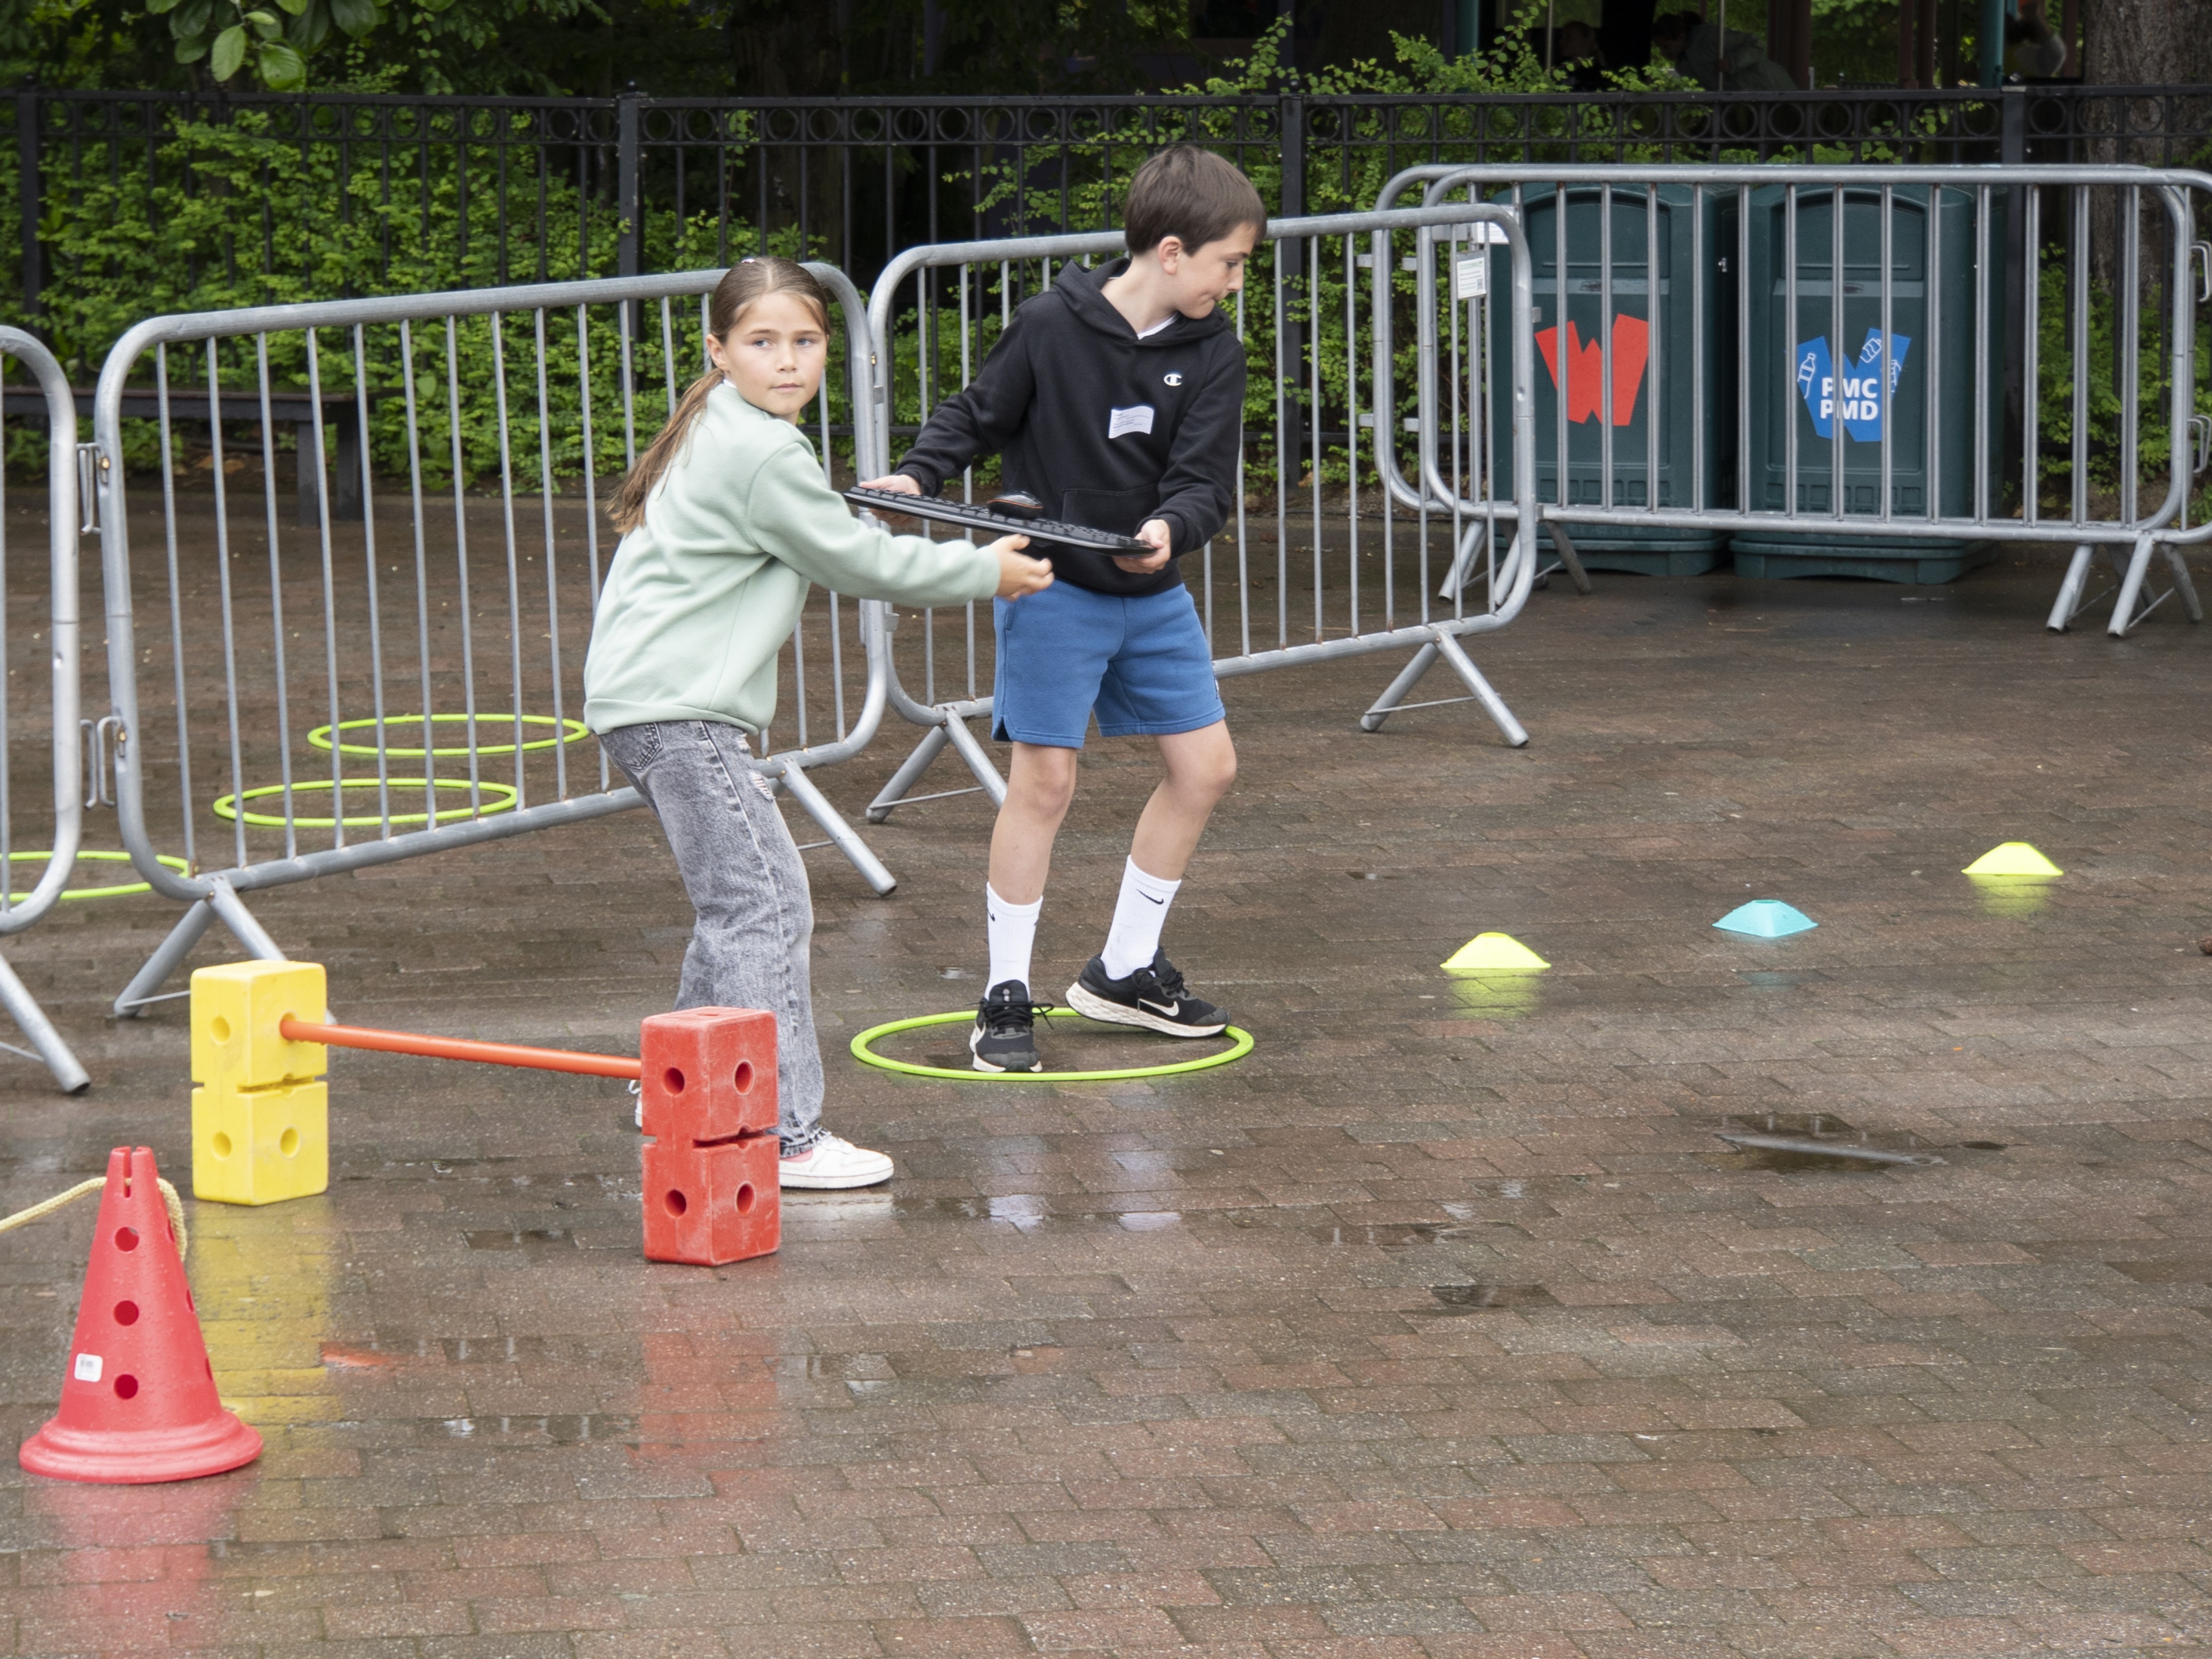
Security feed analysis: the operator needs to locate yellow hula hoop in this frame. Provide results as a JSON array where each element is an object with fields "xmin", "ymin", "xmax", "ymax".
[
  {"xmin": 307, "ymin": 713, "xmax": 590, "ymax": 759},
  {"xmin": 850, "ymin": 1006, "xmax": 1254, "ymax": 1083},
  {"xmin": 212, "ymin": 777, "xmax": 519, "ymax": 829},
  {"xmin": 5, "ymin": 849, "xmax": 189, "ymax": 903}
]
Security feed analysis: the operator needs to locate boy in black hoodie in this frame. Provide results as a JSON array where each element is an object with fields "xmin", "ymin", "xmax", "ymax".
[{"xmin": 860, "ymin": 145, "xmax": 1262, "ymax": 1072}]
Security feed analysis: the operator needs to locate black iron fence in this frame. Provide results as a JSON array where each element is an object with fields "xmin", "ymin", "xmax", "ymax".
[{"xmin": 12, "ymin": 83, "xmax": 2212, "ymax": 371}]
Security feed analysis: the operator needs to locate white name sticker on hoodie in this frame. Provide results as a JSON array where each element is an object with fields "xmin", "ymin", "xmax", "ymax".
[{"xmin": 1108, "ymin": 405, "xmax": 1156, "ymax": 440}]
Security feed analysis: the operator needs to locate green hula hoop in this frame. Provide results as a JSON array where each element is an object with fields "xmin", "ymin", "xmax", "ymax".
[
  {"xmin": 213, "ymin": 777, "xmax": 519, "ymax": 829},
  {"xmin": 307, "ymin": 713, "xmax": 589, "ymax": 759},
  {"xmin": 851, "ymin": 1006, "xmax": 1254, "ymax": 1083},
  {"xmin": 7, "ymin": 849, "xmax": 189, "ymax": 903}
]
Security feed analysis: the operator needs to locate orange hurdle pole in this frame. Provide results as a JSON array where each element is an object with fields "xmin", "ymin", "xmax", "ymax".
[{"xmin": 277, "ymin": 1017, "xmax": 642, "ymax": 1081}]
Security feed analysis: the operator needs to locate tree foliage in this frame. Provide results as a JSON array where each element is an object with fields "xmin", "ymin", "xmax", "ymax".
[{"xmin": 1, "ymin": 0, "xmax": 1203, "ymax": 94}]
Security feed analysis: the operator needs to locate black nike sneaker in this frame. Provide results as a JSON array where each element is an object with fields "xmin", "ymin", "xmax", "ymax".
[
  {"xmin": 1066, "ymin": 951, "xmax": 1228, "ymax": 1037},
  {"xmin": 971, "ymin": 980, "xmax": 1047, "ymax": 1073}
]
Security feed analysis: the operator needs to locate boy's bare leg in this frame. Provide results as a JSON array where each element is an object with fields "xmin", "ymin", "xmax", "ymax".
[
  {"xmin": 990, "ymin": 724, "xmax": 1235, "ymax": 899},
  {"xmin": 988, "ymin": 742, "xmax": 1081, "ymax": 905},
  {"xmin": 1064, "ymin": 719, "xmax": 1237, "ymax": 1032},
  {"xmin": 1128, "ymin": 721, "xmax": 1237, "ymax": 880}
]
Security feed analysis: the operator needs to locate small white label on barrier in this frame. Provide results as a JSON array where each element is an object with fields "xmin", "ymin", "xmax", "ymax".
[
  {"xmin": 1453, "ymin": 253, "xmax": 1489, "ymax": 301},
  {"xmin": 1107, "ymin": 405, "xmax": 1155, "ymax": 440},
  {"xmin": 74, "ymin": 1353, "xmax": 101, "ymax": 1382}
]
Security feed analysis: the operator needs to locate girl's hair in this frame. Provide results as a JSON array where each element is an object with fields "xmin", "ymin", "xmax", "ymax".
[{"xmin": 610, "ymin": 256, "xmax": 831, "ymax": 534}]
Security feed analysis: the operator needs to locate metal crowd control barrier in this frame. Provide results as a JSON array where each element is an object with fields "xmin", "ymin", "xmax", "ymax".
[
  {"xmin": 0, "ymin": 329, "xmax": 91, "ymax": 1092},
  {"xmin": 1378, "ymin": 163, "xmax": 2209, "ymax": 638},
  {"xmin": 855, "ymin": 202, "xmax": 1540, "ymax": 827},
  {"xmin": 92, "ymin": 263, "xmax": 898, "ymax": 1018}
]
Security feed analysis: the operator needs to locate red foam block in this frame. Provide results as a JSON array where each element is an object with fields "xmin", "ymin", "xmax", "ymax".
[
  {"xmin": 641, "ymin": 1135, "xmax": 780, "ymax": 1266},
  {"xmin": 639, "ymin": 1007, "xmax": 776, "ymax": 1144}
]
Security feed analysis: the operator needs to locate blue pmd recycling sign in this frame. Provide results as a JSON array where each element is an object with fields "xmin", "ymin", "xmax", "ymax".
[{"xmin": 1795, "ymin": 329, "xmax": 1912, "ymax": 441}]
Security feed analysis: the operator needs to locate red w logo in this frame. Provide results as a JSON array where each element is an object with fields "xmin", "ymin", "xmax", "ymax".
[{"xmin": 1535, "ymin": 315, "xmax": 1651, "ymax": 426}]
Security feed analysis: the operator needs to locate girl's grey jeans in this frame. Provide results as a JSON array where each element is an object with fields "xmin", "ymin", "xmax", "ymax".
[{"xmin": 598, "ymin": 720, "xmax": 825, "ymax": 1154}]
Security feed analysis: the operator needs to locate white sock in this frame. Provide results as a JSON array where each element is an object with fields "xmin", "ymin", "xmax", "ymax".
[
  {"xmin": 1101, "ymin": 858, "xmax": 1181, "ymax": 980},
  {"xmin": 985, "ymin": 885, "xmax": 1042, "ymax": 992}
]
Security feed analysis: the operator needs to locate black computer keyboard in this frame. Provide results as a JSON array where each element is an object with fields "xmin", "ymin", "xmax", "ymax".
[{"xmin": 842, "ymin": 486, "xmax": 1148, "ymax": 552}]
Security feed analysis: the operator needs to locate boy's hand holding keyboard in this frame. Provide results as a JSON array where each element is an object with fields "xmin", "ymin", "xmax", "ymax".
[{"xmin": 1114, "ymin": 519, "xmax": 1174, "ymax": 576}]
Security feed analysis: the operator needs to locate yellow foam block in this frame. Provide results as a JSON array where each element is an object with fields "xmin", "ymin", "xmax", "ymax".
[
  {"xmin": 1962, "ymin": 842, "xmax": 2063, "ymax": 878},
  {"xmin": 192, "ymin": 1079, "xmax": 329, "ymax": 1206},
  {"xmin": 1441, "ymin": 931, "xmax": 1550, "ymax": 973},
  {"xmin": 192, "ymin": 960, "xmax": 328, "ymax": 1089}
]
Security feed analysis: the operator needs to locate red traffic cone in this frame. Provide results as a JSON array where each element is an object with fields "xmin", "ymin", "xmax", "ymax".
[{"xmin": 19, "ymin": 1147, "xmax": 262, "ymax": 1484}]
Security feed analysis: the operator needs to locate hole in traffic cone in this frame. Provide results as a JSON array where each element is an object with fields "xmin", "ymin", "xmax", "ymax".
[{"xmin": 18, "ymin": 1147, "xmax": 262, "ymax": 1484}]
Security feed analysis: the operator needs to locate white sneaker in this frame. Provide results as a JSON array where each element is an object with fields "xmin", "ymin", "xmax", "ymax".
[{"xmin": 778, "ymin": 1133, "xmax": 893, "ymax": 1190}]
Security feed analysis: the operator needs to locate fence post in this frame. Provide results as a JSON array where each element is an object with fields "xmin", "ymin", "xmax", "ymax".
[
  {"xmin": 1278, "ymin": 91, "xmax": 1305, "ymax": 507},
  {"xmin": 616, "ymin": 88, "xmax": 641, "ymax": 280},
  {"xmin": 16, "ymin": 90, "xmax": 39, "ymax": 333},
  {"xmin": 2000, "ymin": 84, "xmax": 2026, "ymax": 502}
]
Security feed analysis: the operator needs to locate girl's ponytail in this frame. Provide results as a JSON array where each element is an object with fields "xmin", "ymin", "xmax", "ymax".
[{"xmin": 611, "ymin": 256, "xmax": 831, "ymax": 535}]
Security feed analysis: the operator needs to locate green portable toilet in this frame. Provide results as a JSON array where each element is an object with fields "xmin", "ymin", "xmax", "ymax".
[
  {"xmin": 1729, "ymin": 182, "xmax": 2005, "ymax": 582},
  {"xmin": 1488, "ymin": 182, "xmax": 1733, "ymax": 576}
]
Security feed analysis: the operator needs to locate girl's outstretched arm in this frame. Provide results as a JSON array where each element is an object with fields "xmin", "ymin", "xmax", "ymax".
[{"xmin": 749, "ymin": 437, "xmax": 1032, "ymax": 609}]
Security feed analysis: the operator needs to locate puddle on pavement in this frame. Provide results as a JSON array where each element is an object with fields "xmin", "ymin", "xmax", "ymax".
[
  {"xmin": 1310, "ymin": 1222, "xmax": 1442, "ymax": 1247},
  {"xmin": 465, "ymin": 1228, "xmax": 576, "ymax": 1251},
  {"xmin": 410, "ymin": 1412, "xmax": 637, "ymax": 1445},
  {"xmin": 1969, "ymin": 875, "xmax": 2058, "ymax": 918},
  {"xmin": 917, "ymin": 1021, "xmax": 1236, "ymax": 1073},
  {"xmin": 1710, "ymin": 1111, "xmax": 1944, "ymax": 1170},
  {"xmin": 1425, "ymin": 1282, "xmax": 1558, "ymax": 1312}
]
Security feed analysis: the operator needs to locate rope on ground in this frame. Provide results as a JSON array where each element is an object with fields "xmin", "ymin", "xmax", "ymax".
[{"xmin": 0, "ymin": 1177, "xmax": 188, "ymax": 1261}]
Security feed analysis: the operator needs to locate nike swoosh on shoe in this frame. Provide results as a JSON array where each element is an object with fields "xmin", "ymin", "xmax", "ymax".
[{"xmin": 1139, "ymin": 997, "xmax": 1182, "ymax": 1017}]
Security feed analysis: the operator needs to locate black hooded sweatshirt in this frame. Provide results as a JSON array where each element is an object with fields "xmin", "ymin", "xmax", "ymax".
[{"xmin": 894, "ymin": 258, "xmax": 1246, "ymax": 598}]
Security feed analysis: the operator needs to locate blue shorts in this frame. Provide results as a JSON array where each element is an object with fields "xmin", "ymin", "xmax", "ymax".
[{"xmin": 991, "ymin": 580, "xmax": 1225, "ymax": 749}]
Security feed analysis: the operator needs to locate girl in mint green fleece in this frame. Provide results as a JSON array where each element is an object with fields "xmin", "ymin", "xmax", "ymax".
[{"xmin": 584, "ymin": 258, "xmax": 1052, "ymax": 1190}]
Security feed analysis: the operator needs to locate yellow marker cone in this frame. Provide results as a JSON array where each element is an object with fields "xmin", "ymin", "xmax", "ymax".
[
  {"xmin": 1441, "ymin": 932, "xmax": 1550, "ymax": 973},
  {"xmin": 1962, "ymin": 842, "xmax": 2062, "ymax": 877}
]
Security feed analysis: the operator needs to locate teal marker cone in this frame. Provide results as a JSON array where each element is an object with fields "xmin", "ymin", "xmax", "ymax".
[{"xmin": 1713, "ymin": 899, "xmax": 1817, "ymax": 939}]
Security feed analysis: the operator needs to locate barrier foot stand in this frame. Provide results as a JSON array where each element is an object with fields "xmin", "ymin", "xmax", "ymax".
[
  {"xmin": 2161, "ymin": 543, "xmax": 2202, "ymax": 623},
  {"xmin": 1435, "ymin": 631, "xmax": 1530, "ymax": 748},
  {"xmin": 2047, "ymin": 543, "xmax": 2103, "ymax": 631},
  {"xmin": 2106, "ymin": 532, "xmax": 2174, "ymax": 638},
  {"xmin": 865, "ymin": 725, "xmax": 950, "ymax": 824},
  {"xmin": 0, "ymin": 951, "xmax": 89, "ymax": 1093},
  {"xmin": 1547, "ymin": 522, "xmax": 1594, "ymax": 595},
  {"xmin": 1357, "ymin": 632, "xmax": 1528, "ymax": 748},
  {"xmin": 939, "ymin": 714, "xmax": 1009, "ymax": 807},
  {"xmin": 777, "ymin": 764, "xmax": 896, "ymax": 897},
  {"xmin": 1359, "ymin": 642, "xmax": 1440, "ymax": 733},
  {"xmin": 113, "ymin": 876, "xmax": 285, "ymax": 1020}
]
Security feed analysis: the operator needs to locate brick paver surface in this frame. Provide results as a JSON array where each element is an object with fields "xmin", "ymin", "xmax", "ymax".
[{"xmin": 4, "ymin": 543, "xmax": 2211, "ymax": 1658}]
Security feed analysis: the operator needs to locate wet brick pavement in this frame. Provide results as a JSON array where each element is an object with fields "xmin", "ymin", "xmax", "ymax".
[{"xmin": 4, "ymin": 552, "xmax": 2212, "ymax": 1657}]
